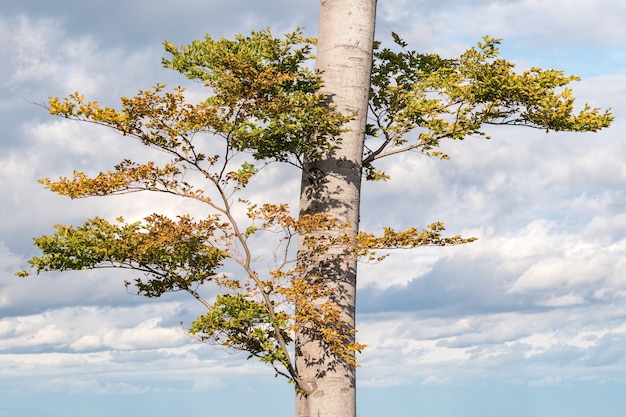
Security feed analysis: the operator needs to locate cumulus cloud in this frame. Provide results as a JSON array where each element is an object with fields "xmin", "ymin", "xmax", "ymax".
[
  {"xmin": 358, "ymin": 303, "xmax": 626, "ymax": 386},
  {"xmin": 0, "ymin": 303, "xmax": 187, "ymax": 352},
  {"xmin": 379, "ymin": 0, "xmax": 626, "ymax": 49},
  {"xmin": 0, "ymin": 299, "xmax": 276, "ymax": 396}
]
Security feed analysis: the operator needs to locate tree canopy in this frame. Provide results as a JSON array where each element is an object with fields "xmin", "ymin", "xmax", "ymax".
[{"xmin": 18, "ymin": 28, "xmax": 612, "ymax": 393}]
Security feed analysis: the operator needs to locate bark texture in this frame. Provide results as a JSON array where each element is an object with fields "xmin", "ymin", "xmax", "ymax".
[{"xmin": 295, "ymin": 1, "xmax": 377, "ymax": 416}]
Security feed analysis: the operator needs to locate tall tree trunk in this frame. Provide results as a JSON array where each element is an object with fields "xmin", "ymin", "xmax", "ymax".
[{"xmin": 295, "ymin": 1, "xmax": 377, "ymax": 416}]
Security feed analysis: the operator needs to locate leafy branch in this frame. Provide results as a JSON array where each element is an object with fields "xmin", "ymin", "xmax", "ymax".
[{"xmin": 364, "ymin": 35, "xmax": 613, "ymax": 180}]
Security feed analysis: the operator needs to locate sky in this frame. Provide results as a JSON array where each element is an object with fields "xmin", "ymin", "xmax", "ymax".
[{"xmin": 1, "ymin": 1, "xmax": 626, "ymax": 416}]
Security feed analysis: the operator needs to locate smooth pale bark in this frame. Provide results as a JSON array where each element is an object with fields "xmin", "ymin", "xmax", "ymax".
[{"xmin": 295, "ymin": 1, "xmax": 377, "ymax": 416}]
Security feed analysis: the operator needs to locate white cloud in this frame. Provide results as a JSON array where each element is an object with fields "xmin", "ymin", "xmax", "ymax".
[
  {"xmin": 0, "ymin": 14, "xmax": 177, "ymax": 150},
  {"xmin": 1, "ymin": 16, "xmax": 61, "ymax": 88},
  {"xmin": 509, "ymin": 254, "xmax": 608, "ymax": 293},
  {"xmin": 357, "ymin": 303, "xmax": 626, "ymax": 386},
  {"xmin": 537, "ymin": 293, "xmax": 586, "ymax": 307},
  {"xmin": 358, "ymin": 250, "xmax": 440, "ymax": 289},
  {"xmin": 0, "ymin": 299, "xmax": 281, "ymax": 397},
  {"xmin": 0, "ymin": 303, "xmax": 186, "ymax": 352},
  {"xmin": 380, "ymin": 0, "xmax": 626, "ymax": 49}
]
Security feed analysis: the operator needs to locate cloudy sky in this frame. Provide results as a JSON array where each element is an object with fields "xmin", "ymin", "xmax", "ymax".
[{"xmin": 2, "ymin": 1, "xmax": 626, "ymax": 416}]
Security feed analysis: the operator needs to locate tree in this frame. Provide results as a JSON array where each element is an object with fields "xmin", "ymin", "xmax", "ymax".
[
  {"xmin": 295, "ymin": 3, "xmax": 611, "ymax": 416},
  {"xmin": 294, "ymin": 1, "xmax": 376, "ymax": 416},
  {"xmin": 18, "ymin": 15, "xmax": 612, "ymax": 417}
]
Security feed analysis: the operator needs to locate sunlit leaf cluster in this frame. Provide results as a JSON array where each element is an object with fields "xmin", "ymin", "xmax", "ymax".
[
  {"xmin": 163, "ymin": 28, "xmax": 350, "ymax": 163},
  {"xmin": 350, "ymin": 222, "xmax": 477, "ymax": 262},
  {"xmin": 17, "ymin": 215, "xmax": 226, "ymax": 297},
  {"xmin": 189, "ymin": 293, "xmax": 293, "ymax": 370}
]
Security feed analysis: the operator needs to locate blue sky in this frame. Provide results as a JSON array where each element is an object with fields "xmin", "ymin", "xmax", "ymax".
[{"xmin": 1, "ymin": 1, "xmax": 626, "ymax": 416}]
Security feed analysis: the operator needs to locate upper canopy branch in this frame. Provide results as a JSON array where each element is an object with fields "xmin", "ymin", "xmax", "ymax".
[{"xmin": 364, "ymin": 35, "xmax": 613, "ymax": 179}]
